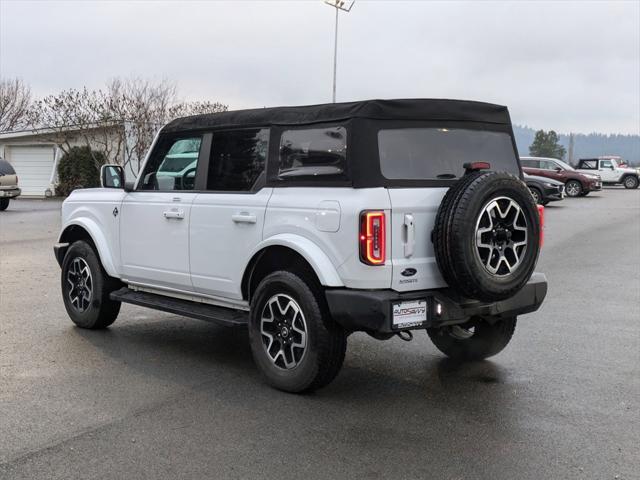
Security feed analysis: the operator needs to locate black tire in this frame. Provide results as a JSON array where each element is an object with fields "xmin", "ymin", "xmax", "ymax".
[
  {"xmin": 248, "ymin": 271, "xmax": 347, "ymax": 393},
  {"xmin": 529, "ymin": 187, "xmax": 543, "ymax": 205},
  {"xmin": 61, "ymin": 241, "xmax": 121, "ymax": 329},
  {"xmin": 565, "ymin": 180, "xmax": 582, "ymax": 197},
  {"xmin": 433, "ymin": 171, "xmax": 541, "ymax": 302},
  {"xmin": 427, "ymin": 317, "xmax": 516, "ymax": 361},
  {"xmin": 623, "ymin": 175, "xmax": 639, "ymax": 189},
  {"xmin": 0, "ymin": 198, "xmax": 9, "ymax": 211}
]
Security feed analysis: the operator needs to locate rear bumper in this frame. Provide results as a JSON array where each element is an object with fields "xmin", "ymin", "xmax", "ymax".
[
  {"xmin": 325, "ymin": 273, "xmax": 548, "ymax": 333},
  {"xmin": 0, "ymin": 188, "xmax": 21, "ymax": 198}
]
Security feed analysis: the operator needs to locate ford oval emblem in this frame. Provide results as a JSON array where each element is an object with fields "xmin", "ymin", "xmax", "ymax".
[{"xmin": 401, "ymin": 268, "xmax": 417, "ymax": 277}]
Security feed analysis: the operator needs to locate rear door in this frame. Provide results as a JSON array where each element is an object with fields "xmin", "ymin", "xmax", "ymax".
[
  {"xmin": 379, "ymin": 126, "xmax": 521, "ymax": 292},
  {"xmin": 189, "ymin": 128, "xmax": 271, "ymax": 300}
]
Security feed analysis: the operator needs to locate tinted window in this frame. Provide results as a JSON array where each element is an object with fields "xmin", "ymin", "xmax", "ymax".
[
  {"xmin": 207, "ymin": 129, "xmax": 269, "ymax": 191},
  {"xmin": 378, "ymin": 128, "xmax": 519, "ymax": 180},
  {"xmin": 0, "ymin": 159, "xmax": 16, "ymax": 175},
  {"xmin": 521, "ymin": 159, "xmax": 539, "ymax": 168},
  {"xmin": 140, "ymin": 137, "xmax": 202, "ymax": 191},
  {"xmin": 279, "ymin": 126, "xmax": 347, "ymax": 178}
]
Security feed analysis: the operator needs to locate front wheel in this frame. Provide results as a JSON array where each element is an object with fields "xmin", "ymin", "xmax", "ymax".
[
  {"xmin": 623, "ymin": 175, "xmax": 639, "ymax": 189},
  {"xmin": 529, "ymin": 187, "xmax": 543, "ymax": 205},
  {"xmin": 248, "ymin": 271, "xmax": 347, "ymax": 393},
  {"xmin": 426, "ymin": 317, "xmax": 516, "ymax": 361},
  {"xmin": 565, "ymin": 180, "xmax": 582, "ymax": 197},
  {"xmin": 61, "ymin": 241, "xmax": 121, "ymax": 329},
  {"xmin": 0, "ymin": 198, "xmax": 9, "ymax": 211}
]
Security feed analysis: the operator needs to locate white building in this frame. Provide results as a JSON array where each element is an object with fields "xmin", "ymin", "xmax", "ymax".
[{"xmin": 0, "ymin": 123, "xmax": 143, "ymax": 197}]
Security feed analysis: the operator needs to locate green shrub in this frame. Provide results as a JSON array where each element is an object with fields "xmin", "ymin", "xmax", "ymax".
[{"xmin": 56, "ymin": 146, "xmax": 105, "ymax": 197}]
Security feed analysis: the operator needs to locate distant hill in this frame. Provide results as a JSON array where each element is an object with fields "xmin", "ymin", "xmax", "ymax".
[{"xmin": 513, "ymin": 125, "xmax": 640, "ymax": 166}]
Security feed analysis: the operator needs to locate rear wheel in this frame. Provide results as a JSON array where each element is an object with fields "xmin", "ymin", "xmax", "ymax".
[
  {"xmin": 565, "ymin": 180, "xmax": 582, "ymax": 197},
  {"xmin": 0, "ymin": 198, "xmax": 9, "ymax": 211},
  {"xmin": 248, "ymin": 271, "xmax": 346, "ymax": 393},
  {"xmin": 61, "ymin": 241, "xmax": 121, "ymax": 329},
  {"xmin": 623, "ymin": 175, "xmax": 639, "ymax": 189},
  {"xmin": 427, "ymin": 317, "xmax": 516, "ymax": 361}
]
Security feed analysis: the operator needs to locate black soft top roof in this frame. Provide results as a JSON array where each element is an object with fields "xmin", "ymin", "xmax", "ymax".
[{"xmin": 163, "ymin": 98, "xmax": 511, "ymax": 133}]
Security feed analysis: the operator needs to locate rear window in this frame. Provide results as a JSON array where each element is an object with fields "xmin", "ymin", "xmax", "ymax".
[
  {"xmin": 278, "ymin": 126, "xmax": 347, "ymax": 178},
  {"xmin": 0, "ymin": 159, "xmax": 16, "ymax": 175},
  {"xmin": 378, "ymin": 128, "xmax": 519, "ymax": 180}
]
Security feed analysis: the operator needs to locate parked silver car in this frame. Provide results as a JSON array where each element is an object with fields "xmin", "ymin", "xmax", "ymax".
[{"xmin": 0, "ymin": 158, "xmax": 21, "ymax": 210}]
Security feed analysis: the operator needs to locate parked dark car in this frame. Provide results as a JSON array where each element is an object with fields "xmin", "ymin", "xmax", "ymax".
[
  {"xmin": 524, "ymin": 173, "xmax": 564, "ymax": 205},
  {"xmin": 520, "ymin": 156, "xmax": 601, "ymax": 197}
]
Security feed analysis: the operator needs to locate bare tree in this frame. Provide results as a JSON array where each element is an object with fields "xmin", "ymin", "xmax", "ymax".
[
  {"xmin": 27, "ymin": 77, "xmax": 227, "ymax": 174},
  {"xmin": 0, "ymin": 78, "xmax": 33, "ymax": 132}
]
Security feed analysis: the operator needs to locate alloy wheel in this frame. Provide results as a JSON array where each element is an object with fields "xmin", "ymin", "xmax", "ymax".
[
  {"xmin": 260, "ymin": 294, "xmax": 308, "ymax": 370},
  {"xmin": 566, "ymin": 181, "xmax": 581, "ymax": 197},
  {"xmin": 66, "ymin": 257, "xmax": 93, "ymax": 312},
  {"xmin": 475, "ymin": 196, "xmax": 528, "ymax": 276}
]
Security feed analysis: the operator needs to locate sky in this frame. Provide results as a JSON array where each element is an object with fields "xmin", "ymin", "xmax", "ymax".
[{"xmin": 1, "ymin": 0, "xmax": 639, "ymax": 134}]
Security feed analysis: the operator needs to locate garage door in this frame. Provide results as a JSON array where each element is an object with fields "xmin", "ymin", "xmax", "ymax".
[{"xmin": 8, "ymin": 145, "xmax": 55, "ymax": 197}]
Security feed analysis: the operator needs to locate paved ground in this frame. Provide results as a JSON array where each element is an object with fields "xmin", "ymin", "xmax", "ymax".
[{"xmin": 0, "ymin": 189, "xmax": 638, "ymax": 480}]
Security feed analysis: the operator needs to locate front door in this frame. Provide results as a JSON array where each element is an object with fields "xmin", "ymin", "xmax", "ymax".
[
  {"xmin": 189, "ymin": 128, "xmax": 271, "ymax": 300},
  {"xmin": 120, "ymin": 135, "xmax": 204, "ymax": 292},
  {"xmin": 598, "ymin": 159, "xmax": 617, "ymax": 182}
]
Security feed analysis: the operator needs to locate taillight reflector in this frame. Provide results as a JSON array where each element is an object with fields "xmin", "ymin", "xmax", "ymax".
[
  {"xmin": 359, "ymin": 211, "xmax": 386, "ymax": 265},
  {"xmin": 537, "ymin": 204, "xmax": 544, "ymax": 247}
]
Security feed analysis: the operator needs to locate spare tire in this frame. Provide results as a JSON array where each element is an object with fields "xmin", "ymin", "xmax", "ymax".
[{"xmin": 433, "ymin": 170, "xmax": 541, "ymax": 302}]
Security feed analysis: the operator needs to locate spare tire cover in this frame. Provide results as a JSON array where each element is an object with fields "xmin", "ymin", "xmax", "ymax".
[{"xmin": 433, "ymin": 170, "xmax": 541, "ymax": 302}]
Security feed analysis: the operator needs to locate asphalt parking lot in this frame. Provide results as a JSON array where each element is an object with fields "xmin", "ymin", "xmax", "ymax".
[{"xmin": 1, "ymin": 189, "xmax": 638, "ymax": 480}]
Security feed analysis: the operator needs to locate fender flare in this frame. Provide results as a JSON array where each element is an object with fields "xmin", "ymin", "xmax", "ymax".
[
  {"xmin": 245, "ymin": 234, "xmax": 344, "ymax": 287},
  {"xmin": 58, "ymin": 218, "xmax": 119, "ymax": 278}
]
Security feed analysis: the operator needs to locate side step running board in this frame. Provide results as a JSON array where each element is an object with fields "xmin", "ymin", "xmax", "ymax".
[{"xmin": 110, "ymin": 287, "xmax": 249, "ymax": 327}]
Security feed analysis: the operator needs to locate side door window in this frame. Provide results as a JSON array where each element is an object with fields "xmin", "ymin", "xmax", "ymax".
[
  {"xmin": 140, "ymin": 137, "xmax": 202, "ymax": 191},
  {"xmin": 207, "ymin": 129, "xmax": 269, "ymax": 191},
  {"xmin": 600, "ymin": 159, "xmax": 613, "ymax": 170},
  {"xmin": 278, "ymin": 126, "xmax": 347, "ymax": 179}
]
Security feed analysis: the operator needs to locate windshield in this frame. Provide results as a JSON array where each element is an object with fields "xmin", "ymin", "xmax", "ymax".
[
  {"xmin": 554, "ymin": 158, "xmax": 575, "ymax": 171},
  {"xmin": 378, "ymin": 128, "xmax": 519, "ymax": 180}
]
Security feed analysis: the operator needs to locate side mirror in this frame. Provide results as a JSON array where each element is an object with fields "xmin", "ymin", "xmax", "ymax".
[
  {"xmin": 100, "ymin": 164, "xmax": 125, "ymax": 189},
  {"xmin": 555, "ymin": 167, "xmax": 562, "ymax": 172}
]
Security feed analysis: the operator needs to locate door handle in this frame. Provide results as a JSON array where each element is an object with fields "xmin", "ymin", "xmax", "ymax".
[
  {"xmin": 403, "ymin": 214, "xmax": 415, "ymax": 257},
  {"xmin": 163, "ymin": 209, "xmax": 185, "ymax": 219},
  {"xmin": 232, "ymin": 213, "xmax": 257, "ymax": 224}
]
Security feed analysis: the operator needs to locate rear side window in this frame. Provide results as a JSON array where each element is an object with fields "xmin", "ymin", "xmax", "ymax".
[
  {"xmin": 521, "ymin": 159, "xmax": 539, "ymax": 168},
  {"xmin": 579, "ymin": 160, "xmax": 598, "ymax": 169},
  {"xmin": 278, "ymin": 126, "xmax": 347, "ymax": 178},
  {"xmin": 0, "ymin": 159, "xmax": 16, "ymax": 175},
  {"xmin": 207, "ymin": 129, "xmax": 269, "ymax": 191},
  {"xmin": 378, "ymin": 128, "xmax": 519, "ymax": 180}
]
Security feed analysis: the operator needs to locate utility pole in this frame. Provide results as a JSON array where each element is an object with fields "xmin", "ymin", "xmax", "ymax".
[
  {"xmin": 324, "ymin": 1, "xmax": 355, "ymax": 103},
  {"xmin": 568, "ymin": 132, "xmax": 575, "ymax": 165}
]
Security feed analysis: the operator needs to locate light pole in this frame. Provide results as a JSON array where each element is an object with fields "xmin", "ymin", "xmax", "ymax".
[{"xmin": 324, "ymin": 0, "xmax": 355, "ymax": 103}]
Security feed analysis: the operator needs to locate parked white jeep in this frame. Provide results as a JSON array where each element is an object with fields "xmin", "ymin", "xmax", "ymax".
[
  {"xmin": 55, "ymin": 99, "xmax": 547, "ymax": 393},
  {"xmin": 576, "ymin": 157, "xmax": 639, "ymax": 189}
]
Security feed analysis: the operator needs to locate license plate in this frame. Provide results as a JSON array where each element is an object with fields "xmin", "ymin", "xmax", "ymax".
[{"xmin": 392, "ymin": 299, "xmax": 428, "ymax": 329}]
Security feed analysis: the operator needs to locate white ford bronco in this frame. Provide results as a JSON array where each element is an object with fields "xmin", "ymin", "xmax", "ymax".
[{"xmin": 55, "ymin": 99, "xmax": 547, "ymax": 393}]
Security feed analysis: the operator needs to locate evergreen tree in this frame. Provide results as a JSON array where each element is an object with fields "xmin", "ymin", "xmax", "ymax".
[{"xmin": 529, "ymin": 130, "xmax": 567, "ymax": 159}]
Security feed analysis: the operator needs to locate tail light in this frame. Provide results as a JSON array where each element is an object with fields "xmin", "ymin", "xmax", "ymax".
[
  {"xmin": 537, "ymin": 204, "xmax": 544, "ymax": 247},
  {"xmin": 359, "ymin": 211, "xmax": 386, "ymax": 265}
]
